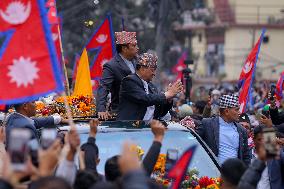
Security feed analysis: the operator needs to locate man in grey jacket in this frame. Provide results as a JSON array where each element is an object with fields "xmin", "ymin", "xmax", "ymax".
[
  {"xmin": 96, "ymin": 31, "xmax": 139, "ymax": 120},
  {"xmin": 196, "ymin": 94, "xmax": 251, "ymax": 165}
]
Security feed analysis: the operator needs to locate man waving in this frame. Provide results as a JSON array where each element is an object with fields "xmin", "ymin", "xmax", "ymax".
[{"xmin": 117, "ymin": 53, "xmax": 183, "ymax": 121}]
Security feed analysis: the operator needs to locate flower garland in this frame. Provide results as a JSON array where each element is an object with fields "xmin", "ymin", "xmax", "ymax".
[
  {"xmin": 36, "ymin": 95, "xmax": 96, "ymax": 118},
  {"xmin": 152, "ymin": 154, "xmax": 221, "ymax": 189}
]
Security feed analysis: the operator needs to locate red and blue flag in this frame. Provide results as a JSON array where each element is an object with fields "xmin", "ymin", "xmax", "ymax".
[
  {"xmin": 85, "ymin": 14, "xmax": 115, "ymax": 80},
  {"xmin": 167, "ymin": 145, "xmax": 196, "ymax": 189},
  {"xmin": 0, "ymin": 0, "xmax": 63, "ymax": 105},
  {"xmin": 276, "ymin": 71, "xmax": 284, "ymax": 100},
  {"xmin": 239, "ymin": 29, "xmax": 266, "ymax": 113}
]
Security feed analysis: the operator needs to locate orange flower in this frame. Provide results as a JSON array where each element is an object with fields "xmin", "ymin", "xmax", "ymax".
[
  {"xmin": 206, "ymin": 184, "xmax": 219, "ymax": 189},
  {"xmin": 194, "ymin": 185, "xmax": 201, "ymax": 189},
  {"xmin": 35, "ymin": 101, "xmax": 45, "ymax": 110},
  {"xmin": 153, "ymin": 154, "xmax": 166, "ymax": 174}
]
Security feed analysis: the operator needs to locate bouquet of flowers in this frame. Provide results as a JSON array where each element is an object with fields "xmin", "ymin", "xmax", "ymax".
[{"xmin": 151, "ymin": 154, "xmax": 221, "ymax": 189}]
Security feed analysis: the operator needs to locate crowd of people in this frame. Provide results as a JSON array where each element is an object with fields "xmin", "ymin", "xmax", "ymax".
[{"xmin": 0, "ymin": 29, "xmax": 283, "ymax": 189}]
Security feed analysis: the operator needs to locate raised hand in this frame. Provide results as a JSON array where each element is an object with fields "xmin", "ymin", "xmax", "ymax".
[
  {"xmin": 89, "ymin": 119, "xmax": 100, "ymax": 137},
  {"xmin": 150, "ymin": 120, "xmax": 165, "ymax": 143},
  {"xmin": 165, "ymin": 81, "xmax": 183, "ymax": 99},
  {"xmin": 119, "ymin": 142, "xmax": 141, "ymax": 175}
]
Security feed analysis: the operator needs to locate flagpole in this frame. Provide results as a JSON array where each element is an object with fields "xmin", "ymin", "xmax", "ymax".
[
  {"xmin": 57, "ymin": 25, "xmax": 71, "ymax": 96},
  {"xmin": 52, "ymin": 0, "xmax": 70, "ymax": 96}
]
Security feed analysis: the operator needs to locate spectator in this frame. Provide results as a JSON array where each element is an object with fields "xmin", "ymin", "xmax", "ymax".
[
  {"xmin": 238, "ymin": 126, "xmax": 284, "ymax": 189},
  {"xmin": 196, "ymin": 94, "xmax": 251, "ymax": 165},
  {"xmin": 5, "ymin": 102, "xmax": 67, "ymax": 144},
  {"xmin": 177, "ymin": 104, "xmax": 193, "ymax": 119},
  {"xmin": 80, "ymin": 119, "xmax": 102, "ymax": 179},
  {"xmin": 191, "ymin": 100, "xmax": 207, "ymax": 121},
  {"xmin": 220, "ymin": 158, "xmax": 247, "ymax": 189},
  {"xmin": 239, "ymin": 113, "xmax": 251, "ymax": 133},
  {"xmin": 55, "ymin": 128, "xmax": 80, "ymax": 185},
  {"xmin": 73, "ymin": 170, "xmax": 101, "ymax": 189},
  {"xmin": 239, "ymin": 113, "xmax": 254, "ymax": 157},
  {"xmin": 29, "ymin": 176, "xmax": 71, "ymax": 189},
  {"xmin": 269, "ymin": 94, "xmax": 284, "ymax": 125}
]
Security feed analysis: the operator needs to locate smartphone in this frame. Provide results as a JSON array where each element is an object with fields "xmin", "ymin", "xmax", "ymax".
[
  {"xmin": 270, "ymin": 85, "xmax": 276, "ymax": 101},
  {"xmin": 41, "ymin": 129, "xmax": 57, "ymax": 149},
  {"xmin": 165, "ymin": 149, "xmax": 179, "ymax": 172},
  {"xmin": 28, "ymin": 139, "xmax": 39, "ymax": 167},
  {"xmin": 263, "ymin": 128, "xmax": 278, "ymax": 157},
  {"xmin": 8, "ymin": 129, "xmax": 31, "ymax": 171},
  {"xmin": 261, "ymin": 110, "xmax": 270, "ymax": 118}
]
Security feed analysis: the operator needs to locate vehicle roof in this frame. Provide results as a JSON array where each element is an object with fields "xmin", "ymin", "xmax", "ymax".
[{"xmin": 59, "ymin": 121, "xmax": 189, "ymax": 134}]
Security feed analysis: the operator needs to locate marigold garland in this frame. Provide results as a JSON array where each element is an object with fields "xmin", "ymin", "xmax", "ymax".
[{"xmin": 35, "ymin": 95, "xmax": 96, "ymax": 118}]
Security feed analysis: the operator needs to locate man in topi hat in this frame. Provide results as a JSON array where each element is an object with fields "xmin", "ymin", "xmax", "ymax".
[
  {"xmin": 117, "ymin": 53, "xmax": 183, "ymax": 121},
  {"xmin": 96, "ymin": 31, "xmax": 139, "ymax": 120},
  {"xmin": 196, "ymin": 94, "xmax": 251, "ymax": 165}
]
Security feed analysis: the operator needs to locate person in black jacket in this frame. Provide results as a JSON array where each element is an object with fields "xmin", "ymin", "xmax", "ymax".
[
  {"xmin": 80, "ymin": 119, "xmax": 102, "ymax": 178},
  {"xmin": 117, "ymin": 53, "xmax": 183, "ymax": 121},
  {"xmin": 96, "ymin": 31, "xmax": 139, "ymax": 120},
  {"xmin": 268, "ymin": 93, "xmax": 284, "ymax": 125}
]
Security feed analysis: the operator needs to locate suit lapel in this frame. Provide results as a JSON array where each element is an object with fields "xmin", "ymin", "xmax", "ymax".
[
  {"xmin": 213, "ymin": 117, "xmax": 220, "ymax": 153},
  {"xmin": 115, "ymin": 54, "xmax": 132, "ymax": 75},
  {"xmin": 134, "ymin": 74, "xmax": 146, "ymax": 89},
  {"xmin": 235, "ymin": 123, "xmax": 243, "ymax": 157},
  {"xmin": 148, "ymin": 83, "xmax": 157, "ymax": 94}
]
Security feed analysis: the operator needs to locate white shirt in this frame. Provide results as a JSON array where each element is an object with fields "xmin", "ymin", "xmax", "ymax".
[
  {"xmin": 257, "ymin": 166, "xmax": 270, "ymax": 189},
  {"xmin": 141, "ymin": 79, "xmax": 155, "ymax": 122}
]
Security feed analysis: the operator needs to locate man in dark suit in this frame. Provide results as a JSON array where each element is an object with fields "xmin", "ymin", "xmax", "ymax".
[
  {"xmin": 6, "ymin": 102, "xmax": 67, "ymax": 143},
  {"xmin": 96, "ymin": 31, "xmax": 138, "ymax": 120},
  {"xmin": 196, "ymin": 94, "xmax": 251, "ymax": 165},
  {"xmin": 117, "ymin": 53, "xmax": 183, "ymax": 121}
]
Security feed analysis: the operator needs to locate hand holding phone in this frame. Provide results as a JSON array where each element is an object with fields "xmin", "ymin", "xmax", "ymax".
[
  {"xmin": 8, "ymin": 129, "xmax": 31, "ymax": 171},
  {"xmin": 263, "ymin": 128, "xmax": 279, "ymax": 158},
  {"xmin": 269, "ymin": 85, "xmax": 276, "ymax": 101}
]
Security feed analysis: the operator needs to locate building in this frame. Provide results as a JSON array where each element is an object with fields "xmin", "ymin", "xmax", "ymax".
[{"xmin": 176, "ymin": 0, "xmax": 284, "ymax": 81}]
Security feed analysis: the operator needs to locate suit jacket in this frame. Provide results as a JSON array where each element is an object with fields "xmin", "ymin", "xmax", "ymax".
[
  {"xmin": 117, "ymin": 74, "xmax": 172, "ymax": 121},
  {"xmin": 96, "ymin": 54, "xmax": 136, "ymax": 113},
  {"xmin": 196, "ymin": 116, "xmax": 251, "ymax": 165},
  {"xmin": 6, "ymin": 113, "xmax": 55, "ymax": 143},
  {"xmin": 267, "ymin": 148, "xmax": 284, "ymax": 189}
]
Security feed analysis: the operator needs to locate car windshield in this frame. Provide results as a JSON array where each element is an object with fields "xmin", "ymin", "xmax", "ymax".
[{"xmin": 80, "ymin": 127, "xmax": 220, "ymax": 178}]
